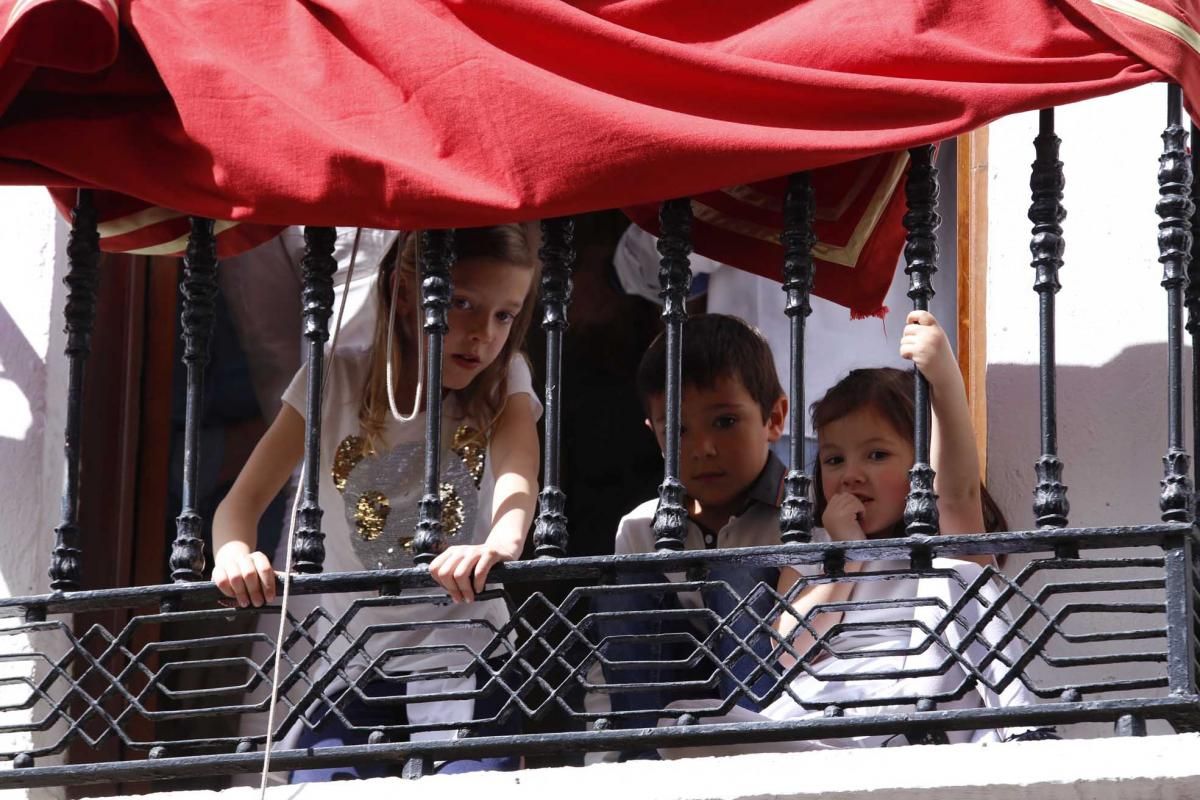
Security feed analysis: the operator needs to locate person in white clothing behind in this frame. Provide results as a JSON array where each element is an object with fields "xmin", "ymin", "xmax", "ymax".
[{"xmin": 218, "ymin": 227, "xmax": 400, "ymax": 424}]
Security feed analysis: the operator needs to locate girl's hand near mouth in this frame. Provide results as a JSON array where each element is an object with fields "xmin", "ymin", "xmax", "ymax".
[{"xmin": 823, "ymin": 492, "xmax": 867, "ymax": 541}]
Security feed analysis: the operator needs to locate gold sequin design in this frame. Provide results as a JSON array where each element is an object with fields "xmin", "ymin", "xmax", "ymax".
[
  {"xmin": 333, "ymin": 436, "xmax": 371, "ymax": 493},
  {"xmin": 354, "ymin": 491, "xmax": 390, "ymax": 541},
  {"xmin": 451, "ymin": 425, "xmax": 486, "ymax": 488},
  {"xmin": 440, "ymin": 482, "xmax": 465, "ymax": 536}
]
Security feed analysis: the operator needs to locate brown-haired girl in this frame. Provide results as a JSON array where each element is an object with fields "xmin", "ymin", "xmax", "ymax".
[
  {"xmin": 778, "ymin": 311, "xmax": 1002, "ymax": 649},
  {"xmin": 754, "ymin": 310, "xmax": 1044, "ymax": 748}
]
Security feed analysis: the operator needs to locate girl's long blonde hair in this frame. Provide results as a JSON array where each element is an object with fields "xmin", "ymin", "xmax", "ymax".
[{"xmin": 359, "ymin": 225, "xmax": 539, "ymax": 447}]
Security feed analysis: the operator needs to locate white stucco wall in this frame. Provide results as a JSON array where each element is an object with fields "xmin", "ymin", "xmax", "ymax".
[
  {"xmin": 0, "ymin": 187, "xmax": 69, "ymax": 800},
  {"xmin": 986, "ymin": 85, "xmax": 1186, "ymax": 737},
  {"xmin": 0, "ymin": 188, "xmax": 67, "ymax": 596}
]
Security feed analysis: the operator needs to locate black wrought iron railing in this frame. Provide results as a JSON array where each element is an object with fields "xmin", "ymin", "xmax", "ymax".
[
  {"xmin": 1, "ymin": 84, "xmax": 1199, "ymax": 789},
  {"xmin": 0, "ymin": 526, "xmax": 1196, "ymax": 788}
]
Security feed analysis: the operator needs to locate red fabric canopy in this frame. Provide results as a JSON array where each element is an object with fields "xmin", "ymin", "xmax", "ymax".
[{"xmin": 0, "ymin": 0, "xmax": 1194, "ymax": 314}]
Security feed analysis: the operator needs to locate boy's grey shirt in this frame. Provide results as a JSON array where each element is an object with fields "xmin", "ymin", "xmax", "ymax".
[{"xmin": 614, "ymin": 452, "xmax": 825, "ymax": 609}]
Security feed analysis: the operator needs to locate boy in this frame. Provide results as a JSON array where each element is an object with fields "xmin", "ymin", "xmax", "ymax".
[
  {"xmin": 620, "ymin": 313, "xmax": 788, "ymax": 552},
  {"xmin": 591, "ymin": 314, "xmax": 792, "ymax": 751}
]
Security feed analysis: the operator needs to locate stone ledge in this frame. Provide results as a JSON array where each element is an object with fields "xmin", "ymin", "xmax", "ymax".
[{"xmin": 135, "ymin": 733, "xmax": 1200, "ymax": 800}]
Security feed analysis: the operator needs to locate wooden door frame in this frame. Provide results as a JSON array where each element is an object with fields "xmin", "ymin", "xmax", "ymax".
[
  {"xmin": 956, "ymin": 127, "xmax": 989, "ymax": 474},
  {"xmin": 70, "ymin": 253, "xmax": 176, "ymax": 797},
  {"xmin": 70, "ymin": 252, "xmax": 145, "ymax": 796}
]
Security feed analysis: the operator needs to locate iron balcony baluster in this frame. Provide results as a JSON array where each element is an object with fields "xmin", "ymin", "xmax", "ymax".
[
  {"xmin": 652, "ymin": 198, "xmax": 693, "ymax": 551},
  {"xmin": 1029, "ymin": 108, "xmax": 1073, "ymax": 559},
  {"xmin": 902, "ymin": 145, "xmax": 941, "ymax": 538},
  {"xmin": 48, "ymin": 189, "xmax": 100, "ymax": 592},
  {"xmin": 1187, "ymin": 121, "xmax": 1200, "ymax": 695},
  {"xmin": 170, "ymin": 217, "xmax": 219, "ymax": 582},
  {"xmin": 1158, "ymin": 85, "xmax": 1199, "ymax": 705},
  {"xmin": 1157, "ymin": 84, "xmax": 1194, "ymax": 527},
  {"xmin": 412, "ymin": 230, "xmax": 456, "ymax": 564},
  {"xmin": 1189, "ymin": 121, "xmax": 1200, "ymax": 521},
  {"xmin": 292, "ymin": 226, "xmax": 338, "ymax": 574},
  {"xmin": 1180, "ymin": 118, "xmax": 1200, "ymax": 700},
  {"xmin": 534, "ymin": 217, "xmax": 576, "ymax": 558},
  {"xmin": 779, "ymin": 173, "xmax": 815, "ymax": 544}
]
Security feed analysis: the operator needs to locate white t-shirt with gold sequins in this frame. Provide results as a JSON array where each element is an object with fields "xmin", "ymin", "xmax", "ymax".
[{"xmin": 281, "ymin": 348, "xmax": 542, "ymax": 676}]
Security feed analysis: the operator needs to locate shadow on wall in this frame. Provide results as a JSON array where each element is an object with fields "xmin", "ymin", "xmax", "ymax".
[
  {"xmin": 0, "ymin": 298, "xmax": 50, "ymax": 598},
  {"xmin": 0, "ymin": 299, "xmax": 42, "ymax": 444},
  {"xmin": 0, "ymin": 257, "xmax": 65, "ymax": 769},
  {"xmin": 989, "ymin": 343, "xmax": 1194, "ymax": 739},
  {"xmin": 987, "ymin": 342, "xmax": 1194, "ymax": 531}
]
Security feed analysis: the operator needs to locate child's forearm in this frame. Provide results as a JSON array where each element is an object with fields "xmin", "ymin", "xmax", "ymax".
[
  {"xmin": 213, "ymin": 405, "xmax": 306, "ymax": 562},
  {"xmin": 775, "ymin": 566, "xmax": 859, "ymax": 668},
  {"xmin": 929, "ymin": 367, "xmax": 980, "ymax": 500},
  {"xmin": 485, "ymin": 471, "xmax": 537, "ymax": 560},
  {"xmin": 483, "ymin": 393, "xmax": 540, "ymax": 561},
  {"xmin": 928, "ymin": 361, "xmax": 985, "ymax": 534},
  {"xmin": 212, "ymin": 497, "xmax": 261, "ymax": 557}
]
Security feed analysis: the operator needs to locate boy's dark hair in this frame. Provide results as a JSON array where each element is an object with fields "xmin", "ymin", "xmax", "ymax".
[{"xmin": 636, "ymin": 313, "xmax": 784, "ymax": 421}]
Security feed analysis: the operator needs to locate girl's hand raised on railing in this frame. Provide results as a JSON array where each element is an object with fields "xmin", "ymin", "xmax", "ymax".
[
  {"xmin": 429, "ymin": 541, "xmax": 520, "ymax": 604},
  {"xmin": 212, "ymin": 540, "xmax": 277, "ymax": 607},
  {"xmin": 899, "ymin": 310, "xmax": 959, "ymax": 391}
]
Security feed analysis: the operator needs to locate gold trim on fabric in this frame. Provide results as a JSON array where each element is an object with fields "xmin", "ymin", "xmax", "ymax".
[
  {"xmin": 1092, "ymin": 0, "xmax": 1200, "ymax": 55},
  {"xmin": 7, "ymin": 0, "xmax": 39, "ymax": 26},
  {"xmin": 720, "ymin": 159, "xmax": 875, "ymax": 222},
  {"xmin": 692, "ymin": 151, "xmax": 908, "ymax": 268},
  {"xmin": 719, "ymin": 184, "xmax": 785, "ymax": 213},
  {"xmin": 122, "ymin": 220, "xmax": 241, "ymax": 255},
  {"xmin": 9, "ymin": 0, "xmax": 120, "ymax": 36},
  {"xmin": 96, "ymin": 206, "xmax": 186, "ymax": 239}
]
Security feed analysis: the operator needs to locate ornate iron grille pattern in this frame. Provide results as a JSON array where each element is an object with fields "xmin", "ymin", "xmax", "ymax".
[
  {"xmin": 0, "ymin": 528, "xmax": 1196, "ymax": 787},
  {"xmin": 3, "ymin": 84, "xmax": 1200, "ymax": 788}
]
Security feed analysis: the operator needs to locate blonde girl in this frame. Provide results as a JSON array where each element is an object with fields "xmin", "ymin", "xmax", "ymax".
[{"xmin": 211, "ymin": 225, "xmax": 542, "ymax": 780}]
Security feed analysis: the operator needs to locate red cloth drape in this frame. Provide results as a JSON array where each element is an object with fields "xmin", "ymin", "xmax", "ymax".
[{"xmin": 0, "ymin": 0, "xmax": 1194, "ymax": 313}]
